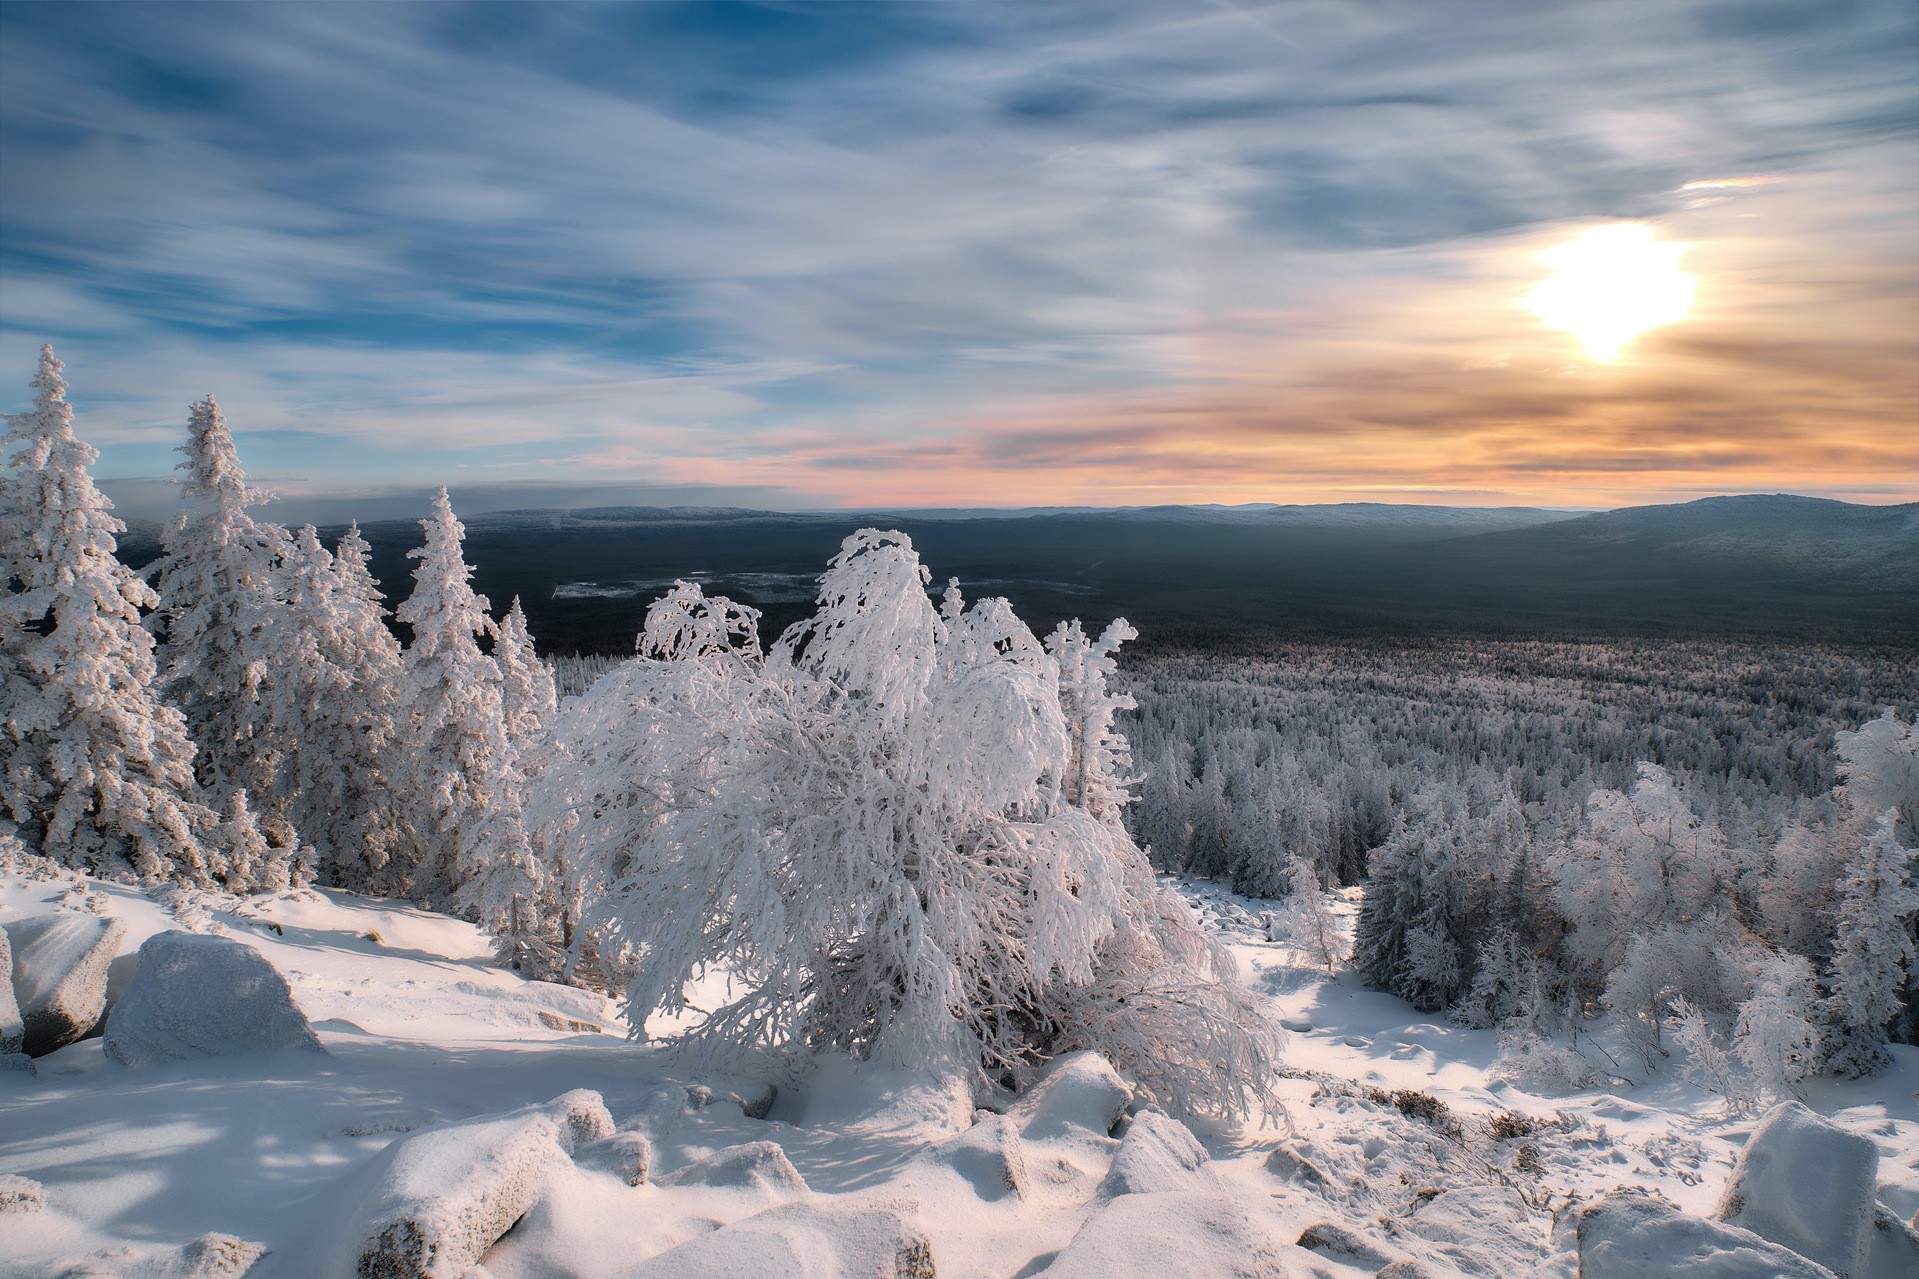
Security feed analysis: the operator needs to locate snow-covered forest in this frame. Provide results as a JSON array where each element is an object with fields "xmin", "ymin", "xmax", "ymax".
[{"xmin": 4, "ymin": 347, "xmax": 1917, "ymax": 1277}]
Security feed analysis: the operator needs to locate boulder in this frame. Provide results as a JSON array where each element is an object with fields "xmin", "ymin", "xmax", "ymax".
[
  {"xmin": 1578, "ymin": 1188, "xmax": 1836, "ymax": 1278},
  {"xmin": 0, "ymin": 928, "xmax": 23, "ymax": 1054},
  {"xmin": 4, "ymin": 911, "xmax": 124, "ymax": 1056},
  {"xmin": 333, "ymin": 1090, "xmax": 613, "ymax": 1279},
  {"xmin": 618, "ymin": 1200, "xmax": 935, "ymax": 1279},
  {"xmin": 1096, "ymin": 1110, "xmax": 1209, "ymax": 1200},
  {"xmin": 660, "ymin": 1140, "xmax": 810, "ymax": 1200},
  {"xmin": 103, "ymin": 932, "xmax": 323, "ymax": 1068},
  {"xmin": 1009, "ymin": 1052, "xmax": 1131, "ymax": 1141},
  {"xmin": 925, "ymin": 1113, "xmax": 1030, "ymax": 1201},
  {"xmin": 576, "ymin": 1129, "xmax": 655, "ymax": 1186},
  {"xmin": 1868, "ymin": 1202, "xmax": 1919, "ymax": 1279},
  {"xmin": 1038, "ymin": 1190, "xmax": 1291, "ymax": 1279},
  {"xmin": 1716, "ymin": 1101, "xmax": 1877, "ymax": 1279}
]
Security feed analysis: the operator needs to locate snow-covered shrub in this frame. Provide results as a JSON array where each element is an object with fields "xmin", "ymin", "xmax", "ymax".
[
  {"xmin": 1668, "ymin": 995, "xmax": 1755, "ymax": 1114},
  {"xmin": 1732, "ymin": 952, "xmax": 1821, "ymax": 1101},
  {"xmin": 1270, "ymin": 848, "xmax": 1343, "ymax": 972},
  {"xmin": 1489, "ymin": 1026, "xmax": 1603, "ymax": 1095},
  {"xmin": 542, "ymin": 531, "xmax": 1280, "ymax": 1120}
]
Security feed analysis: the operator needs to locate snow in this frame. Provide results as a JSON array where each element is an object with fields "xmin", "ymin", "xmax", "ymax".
[
  {"xmin": 102, "ymin": 932, "xmax": 323, "ymax": 1068},
  {"xmin": 4, "ymin": 911, "xmax": 123, "ymax": 1056},
  {"xmin": 1576, "ymin": 1187, "xmax": 1838, "ymax": 1278},
  {"xmin": 2, "ymin": 870, "xmax": 1915, "ymax": 1279},
  {"xmin": 1716, "ymin": 1101, "xmax": 1878, "ymax": 1279},
  {"xmin": 0, "ymin": 927, "xmax": 22, "ymax": 1054}
]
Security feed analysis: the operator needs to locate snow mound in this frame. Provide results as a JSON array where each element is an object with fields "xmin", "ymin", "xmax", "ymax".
[
  {"xmin": 1009, "ymin": 1051, "xmax": 1130, "ymax": 1140},
  {"xmin": 1096, "ymin": 1110, "xmax": 1209, "ymax": 1200},
  {"xmin": 661, "ymin": 1140, "xmax": 811, "ymax": 1200},
  {"xmin": 576, "ymin": 1129, "xmax": 655, "ymax": 1186},
  {"xmin": 329, "ymin": 1090, "xmax": 609, "ymax": 1279},
  {"xmin": 923, "ymin": 1113, "xmax": 1030, "ymax": 1201},
  {"xmin": 0, "ymin": 1172, "xmax": 46, "ymax": 1213},
  {"xmin": 4, "ymin": 910, "xmax": 124, "ymax": 1056},
  {"xmin": 617, "ymin": 1199, "xmax": 936, "ymax": 1279},
  {"xmin": 102, "ymin": 931, "xmax": 323, "ymax": 1067},
  {"xmin": 1036, "ymin": 1189, "xmax": 1291, "ymax": 1279},
  {"xmin": 51, "ymin": 1232, "xmax": 267, "ymax": 1278},
  {"xmin": 1577, "ymin": 1187, "xmax": 1837, "ymax": 1278},
  {"xmin": 1715, "ymin": 1101, "xmax": 1877, "ymax": 1279},
  {"xmin": 0, "ymin": 926, "xmax": 23, "ymax": 1054}
]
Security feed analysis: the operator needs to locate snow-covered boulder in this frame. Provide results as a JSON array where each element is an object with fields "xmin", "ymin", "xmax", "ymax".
[
  {"xmin": 333, "ymin": 1090, "xmax": 613, "ymax": 1279},
  {"xmin": 1715, "ymin": 1101, "xmax": 1877, "ymax": 1279},
  {"xmin": 1010, "ymin": 1051, "xmax": 1131, "ymax": 1141},
  {"xmin": 1868, "ymin": 1202, "xmax": 1919, "ymax": 1279},
  {"xmin": 42, "ymin": 1232, "xmax": 266, "ymax": 1278},
  {"xmin": 619, "ymin": 1199, "xmax": 935, "ymax": 1279},
  {"xmin": 925, "ymin": 1113, "xmax": 1030, "ymax": 1201},
  {"xmin": 4, "ymin": 911, "xmax": 124, "ymax": 1056},
  {"xmin": 1038, "ymin": 1190, "xmax": 1290, "ymax": 1279},
  {"xmin": 1096, "ymin": 1110, "xmax": 1209, "ymax": 1200},
  {"xmin": 0, "ymin": 927, "xmax": 23, "ymax": 1054},
  {"xmin": 1578, "ymin": 1188, "xmax": 1836, "ymax": 1278},
  {"xmin": 102, "ymin": 931, "xmax": 324, "ymax": 1067},
  {"xmin": 576, "ymin": 1129, "xmax": 655, "ymax": 1186},
  {"xmin": 661, "ymin": 1140, "xmax": 810, "ymax": 1200}
]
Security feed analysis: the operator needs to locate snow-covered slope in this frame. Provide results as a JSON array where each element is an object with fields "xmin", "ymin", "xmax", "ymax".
[{"xmin": 2, "ymin": 871, "xmax": 1913, "ymax": 1278}]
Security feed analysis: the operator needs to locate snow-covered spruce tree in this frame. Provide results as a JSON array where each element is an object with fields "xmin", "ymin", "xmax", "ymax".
[
  {"xmin": 547, "ymin": 531, "xmax": 1281, "ymax": 1119},
  {"xmin": 491, "ymin": 596, "xmax": 558, "ymax": 758},
  {"xmin": 275, "ymin": 524, "xmax": 413, "ymax": 891},
  {"xmin": 1824, "ymin": 810, "xmax": 1918, "ymax": 1076},
  {"xmin": 1271, "ymin": 847, "xmax": 1343, "ymax": 973},
  {"xmin": 395, "ymin": 488, "xmax": 545, "ymax": 947},
  {"xmin": 0, "ymin": 346, "xmax": 274, "ymax": 888},
  {"xmin": 148, "ymin": 394, "xmax": 304, "ymax": 855},
  {"xmin": 1732, "ymin": 951, "xmax": 1821, "ymax": 1101},
  {"xmin": 1047, "ymin": 617, "xmax": 1139, "ymax": 823}
]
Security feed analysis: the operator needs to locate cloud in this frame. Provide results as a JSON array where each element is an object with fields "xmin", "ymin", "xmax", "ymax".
[{"xmin": 1, "ymin": 0, "xmax": 1913, "ymax": 506}]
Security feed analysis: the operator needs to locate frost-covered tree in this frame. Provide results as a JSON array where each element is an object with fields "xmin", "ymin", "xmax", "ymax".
[
  {"xmin": 1271, "ymin": 848, "xmax": 1342, "ymax": 973},
  {"xmin": 1669, "ymin": 995, "xmax": 1753, "ymax": 1114},
  {"xmin": 0, "ymin": 347, "xmax": 276, "ymax": 888},
  {"xmin": 1835, "ymin": 712, "xmax": 1918, "ymax": 842},
  {"xmin": 543, "ymin": 531, "xmax": 1280, "ymax": 1120},
  {"xmin": 1047, "ymin": 617, "xmax": 1139, "ymax": 824},
  {"xmin": 394, "ymin": 488, "xmax": 538, "ymax": 943},
  {"xmin": 1824, "ymin": 810, "xmax": 1917, "ymax": 1076},
  {"xmin": 1732, "ymin": 952, "xmax": 1821, "ymax": 1101},
  {"xmin": 149, "ymin": 395, "xmax": 303, "ymax": 852}
]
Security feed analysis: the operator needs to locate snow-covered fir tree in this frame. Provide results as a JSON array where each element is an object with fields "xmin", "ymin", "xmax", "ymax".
[
  {"xmin": 1824, "ymin": 809, "xmax": 1918, "ymax": 1076},
  {"xmin": 543, "ymin": 531, "xmax": 1281, "ymax": 1119},
  {"xmin": 148, "ymin": 395, "xmax": 303, "ymax": 853},
  {"xmin": 0, "ymin": 347, "xmax": 279, "ymax": 888}
]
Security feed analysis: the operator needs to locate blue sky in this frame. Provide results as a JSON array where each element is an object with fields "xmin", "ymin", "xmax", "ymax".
[{"xmin": 2, "ymin": 1, "xmax": 1914, "ymax": 513}]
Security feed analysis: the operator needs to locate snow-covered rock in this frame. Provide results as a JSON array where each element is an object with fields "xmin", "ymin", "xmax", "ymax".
[
  {"xmin": 660, "ymin": 1139, "xmax": 811, "ymax": 1200},
  {"xmin": 1715, "ymin": 1101, "xmax": 1877, "ymax": 1279},
  {"xmin": 1867, "ymin": 1202, "xmax": 1919, "ymax": 1279},
  {"xmin": 924, "ymin": 1113, "xmax": 1030, "ymax": 1201},
  {"xmin": 576, "ymin": 1129, "xmax": 655, "ymax": 1186},
  {"xmin": 102, "ymin": 931, "xmax": 324, "ymax": 1067},
  {"xmin": 1096, "ymin": 1109, "xmax": 1209, "ymax": 1200},
  {"xmin": 0, "ymin": 926, "xmax": 23, "ymax": 1054},
  {"xmin": 4, "ymin": 910, "xmax": 124, "ymax": 1056},
  {"xmin": 1009, "ymin": 1051, "xmax": 1131, "ymax": 1140},
  {"xmin": 1577, "ymin": 1187, "xmax": 1837, "ymax": 1278},
  {"xmin": 618, "ymin": 1199, "xmax": 936, "ymax": 1279},
  {"xmin": 1038, "ymin": 1189, "xmax": 1291, "ymax": 1279},
  {"xmin": 44, "ymin": 1232, "xmax": 266, "ymax": 1278},
  {"xmin": 330, "ymin": 1090, "xmax": 612, "ymax": 1279}
]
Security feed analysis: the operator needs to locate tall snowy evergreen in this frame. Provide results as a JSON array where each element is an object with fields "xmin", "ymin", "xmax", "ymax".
[
  {"xmin": 395, "ymin": 488, "xmax": 532, "ymax": 917},
  {"xmin": 0, "ymin": 347, "xmax": 273, "ymax": 888},
  {"xmin": 148, "ymin": 395, "xmax": 303, "ymax": 853},
  {"xmin": 1824, "ymin": 810, "xmax": 1918, "ymax": 1076}
]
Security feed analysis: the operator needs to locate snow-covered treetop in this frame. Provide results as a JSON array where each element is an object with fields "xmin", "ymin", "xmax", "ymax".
[
  {"xmin": 398, "ymin": 487, "xmax": 491, "ymax": 657},
  {"xmin": 773, "ymin": 529, "xmax": 943, "ymax": 724},
  {"xmin": 639, "ymin": 580, "xmax": 762, "ymax": 663},
  {"xmin": 1835, "ymin": 711, "xmax": 1918, "ymax": 841},
  {"xmin": 176, "ymin": 395, "xmax": 269, "ymax": 511}
]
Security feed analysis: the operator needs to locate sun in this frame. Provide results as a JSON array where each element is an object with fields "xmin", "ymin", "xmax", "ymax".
[{"xmin": 1526, "ymin": 223, "xmax": 1697, "ymax": 361}]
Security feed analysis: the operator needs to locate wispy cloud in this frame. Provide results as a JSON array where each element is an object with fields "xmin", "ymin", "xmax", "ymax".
[{"xmin": 2, "ymin": 1, "xmax": 1913, "ymax": 507}]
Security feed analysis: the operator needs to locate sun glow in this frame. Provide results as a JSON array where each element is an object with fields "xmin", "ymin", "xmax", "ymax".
[{"xmin": 1526, "ymin": 223, "xmax": 1696, "ymax": 361}]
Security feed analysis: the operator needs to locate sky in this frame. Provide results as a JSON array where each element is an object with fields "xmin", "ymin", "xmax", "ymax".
[{"xmin": 2, "ymin": 0, "xmax": 1915, "ymax": 513}]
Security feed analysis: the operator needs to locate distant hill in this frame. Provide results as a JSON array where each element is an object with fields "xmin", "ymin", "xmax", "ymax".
[{"xmin": 110, "ymin": 494, "xmax": 1918, "ymax": 653}]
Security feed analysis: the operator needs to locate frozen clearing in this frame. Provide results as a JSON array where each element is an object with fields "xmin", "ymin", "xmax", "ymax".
[{"xmin": 1, "ymin": 871, "xmax": 1913, "ymax": 1278}]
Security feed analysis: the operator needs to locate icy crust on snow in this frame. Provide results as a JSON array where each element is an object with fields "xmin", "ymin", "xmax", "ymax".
[
  {"xmin": 4, "ymin": 910, "xmax": 123, "ymax": 1056},
  {"xmin": 329, "ymin": 1089, "xmax": 614, "ymax": 1279},
  {"xmin": 1577, "ymin": 1187, "xmax": 1838, "ymax": 1278},
  {"xmin": 103, "ymin": 931, "xmax": 323, "ymax": 1067},
  {"xmin": 1715, "ymin": 1100, "xmax": 1878, "ymax": 1279}
]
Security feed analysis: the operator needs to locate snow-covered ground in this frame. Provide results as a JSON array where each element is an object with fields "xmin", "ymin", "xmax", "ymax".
[{"xmin": 2, "ymin": 869, "xmax": 1914, "ymax": 1278}]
